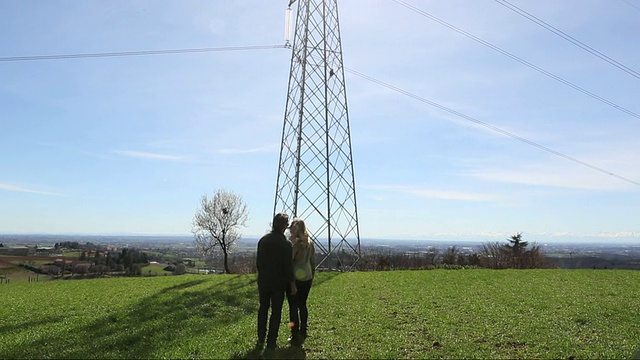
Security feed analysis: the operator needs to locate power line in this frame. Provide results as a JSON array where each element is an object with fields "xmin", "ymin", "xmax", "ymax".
[
  {"xmin": 389, "ymin": 0, "xmax": 640, "ymax": 121},
  {"xmin": 0, "ymin": 45, "xmax": 287, "ymax": 62},
  {"xmin": 494, "ymin": 0, "xmax": 640, "ymax": 80},
  {"xmin": 1, "ymin": 42, "xmax": 636, "ymax": 187},
  {"xmin": 345, "ymin": 67, "xmax": 640, "ymax": 188},
  {"xmin": 621, "ymin": 0, "xmax": 640, "ymax": 12}
]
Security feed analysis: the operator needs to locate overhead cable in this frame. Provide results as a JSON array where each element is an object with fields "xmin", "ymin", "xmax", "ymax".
[
  {"xmin": 1, "ymin": 42, "xmax": 637, "ymax": 187},
  {"xmin": 494, "ymin": 0, "xmax": 640, "ymax": 80},
  {"xmin": 621, "ymin": 0, "xmax": 640, "ymax": 12},
  {"xmin": 0, "ymin": 45, "xmax": 287, "ymax": 62},
  {"xmin": 389, "ymin": 0, "xmax": 640, "ymax": 121},
  {"xmin": 346, "ymin": 67, "xmax": 640, "ymax": 188}
]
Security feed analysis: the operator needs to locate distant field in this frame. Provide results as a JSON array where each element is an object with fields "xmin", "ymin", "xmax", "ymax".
[
  {"xmin": 0, "ymin": 255, "xmax": 57, "ymax": 265},
  {"xmin": 0, "ymin": 255, "xmax": 57, "ymax": 281},
  {"xmin": 0, "ymin": 270, "xmax": 639, "ymax": 359},
  {"xmin": 0, "ymin": 257, "xmax": 13, "ymax": 269},
  {"xmin": 61, "ymin": 250, "xmax": 82, "ymax": 257},
  {"xmin": 141, "ymin": 263, "xmax": 172, "ymax": 276}
]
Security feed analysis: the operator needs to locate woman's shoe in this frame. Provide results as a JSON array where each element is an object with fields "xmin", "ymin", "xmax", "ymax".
[{"xmin": 287, "ymin": 333, "xmax": 301, "ymax": 346}]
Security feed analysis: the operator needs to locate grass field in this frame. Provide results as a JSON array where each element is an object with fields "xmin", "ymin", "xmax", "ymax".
[{"xmin": 0, "ymin": 269, "xmax": 639, "ymax": 359}]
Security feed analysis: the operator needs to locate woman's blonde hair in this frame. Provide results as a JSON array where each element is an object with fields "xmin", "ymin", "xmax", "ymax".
[{"xmin": 289, "ymin": 218, "xmax": 311, "ymax": 247}]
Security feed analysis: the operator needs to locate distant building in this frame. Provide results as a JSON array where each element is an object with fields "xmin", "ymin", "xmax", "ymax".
[
  {"xmin": 0, "ymin": 246, "xmax": 30, "ymax": 256},
  {"xmin": 53, "ymin": 258, "xmax": 74, "ymax": 268},
  {"xmin": 36, "ymin": 247, "xmax": 56, "ymax": 255}
]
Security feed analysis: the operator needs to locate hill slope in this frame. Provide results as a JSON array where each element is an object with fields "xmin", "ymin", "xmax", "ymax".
[{"xmin": 1, "ymin": 269, "xmax": 639, "ymax": 359}]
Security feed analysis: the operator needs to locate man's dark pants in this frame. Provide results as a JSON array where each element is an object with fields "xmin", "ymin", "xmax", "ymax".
[{"xmin": 258, "ymin": 288, "xmax": 285, "ymax": 347}]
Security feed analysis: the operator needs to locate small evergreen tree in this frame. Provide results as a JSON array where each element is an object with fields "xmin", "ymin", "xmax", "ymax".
[{"xmin": 505, "ymin": 233, "xmax": 529, "ymax": 268}]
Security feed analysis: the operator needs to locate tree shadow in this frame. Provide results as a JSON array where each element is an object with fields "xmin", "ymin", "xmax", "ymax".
[
  {"xmin": 1, "ymin": 276, "xmax": 258, "ymax": 359},
  {"xmin": 0, "ymin": 315, "xmax": 66, "ymax": 335},
  {"xmin": 1, "ymin": 272, "xmax": 343, "ymax": 359}
]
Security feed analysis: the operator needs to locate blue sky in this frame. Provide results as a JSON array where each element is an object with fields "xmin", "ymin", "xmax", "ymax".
[{"xmin": 1, "ymin": 0, "xmax": 639, "ymax": 243}]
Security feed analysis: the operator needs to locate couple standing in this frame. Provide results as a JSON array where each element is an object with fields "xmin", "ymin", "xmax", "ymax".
[{"xmin": 256, "ymin": 213, "xmax": 316, "ymax": 351}]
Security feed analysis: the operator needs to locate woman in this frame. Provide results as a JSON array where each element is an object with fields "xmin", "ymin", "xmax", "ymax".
[{"xmin": 286, "ymin": 218, "xmax": 315, "ymax": 345}]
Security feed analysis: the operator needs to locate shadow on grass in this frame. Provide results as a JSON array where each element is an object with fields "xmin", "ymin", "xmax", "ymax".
[
  {"xmin": 309, "ymin": 270, "xmax": 341, "ymax": 288},
  {"xmin": 232, "ymin": 344, "xmax": 307, "ymax": 360},
  {"xmin": 0, "ymin": 276, "xmax": 259, "ymax": 359},
  {"xmin": 1, "ymin": 271, "xmax": 343, "ymax": 359},
  {"xmin": 0, "ymin": 315, "xmax": 67, "ymax": 335},
  {"xmin": 229, "ymin": 271, "xmax": 342, "ymax": 360}
]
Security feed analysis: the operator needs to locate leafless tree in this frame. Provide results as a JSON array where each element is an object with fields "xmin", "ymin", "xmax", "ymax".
[
  {"xmin": 442, "ymin": 246, "xmax": 460, "ymax": 265},
  {"xmin": 192, "ymin": 189, "xmax": 249, "ymax": 274},
  {"xmin": 478, "ymin": 241, "xmax": 509, "ymax": 269}
]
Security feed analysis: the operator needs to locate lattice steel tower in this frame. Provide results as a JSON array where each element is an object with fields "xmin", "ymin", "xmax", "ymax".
[{"xmin": 274, "ymin": 0, "xmax": 360, "ymax": 270}]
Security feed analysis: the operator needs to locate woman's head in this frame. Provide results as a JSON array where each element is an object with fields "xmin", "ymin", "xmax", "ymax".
[{"xmin": 289, "ymin": 218, "xmax": 309, "ymax": 245}]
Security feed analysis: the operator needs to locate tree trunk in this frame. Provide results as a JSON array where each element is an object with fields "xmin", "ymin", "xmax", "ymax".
[{"xmin": 222, "ymin": 248, "xmax": 231, "ymax": 274}]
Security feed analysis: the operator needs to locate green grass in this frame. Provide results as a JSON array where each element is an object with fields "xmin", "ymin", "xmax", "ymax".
[
  {"xmin": 0, "ymin": 270, "xmax": 639, "ymax": 359},
  {"xmin": 141, "ymin": 263, "xmax": 172, "ymax": 276},
  {"xmin": 61, "ymin": 250, "xmax": 82, "ymax": 258}
]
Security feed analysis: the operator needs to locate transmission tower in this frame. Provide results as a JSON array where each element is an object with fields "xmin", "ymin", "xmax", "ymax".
[{"xmin": 274, "ymin": 0, "xmax": 360, "ymax": 271}]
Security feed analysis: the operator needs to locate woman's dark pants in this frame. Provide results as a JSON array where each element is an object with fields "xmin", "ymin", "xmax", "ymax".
[{"xmin": 287, "ymin": 279, "xmax": 313, "ymax": 335}]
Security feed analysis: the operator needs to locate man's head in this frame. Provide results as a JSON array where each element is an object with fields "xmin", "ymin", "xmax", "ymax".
[{"xmin": 272, "ymin": 212, "xmax": 289, "ymax": 234}]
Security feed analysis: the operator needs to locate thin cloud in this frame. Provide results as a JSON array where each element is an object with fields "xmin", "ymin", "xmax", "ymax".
[
  {"xmin": 113, "ymin": 150, "xmax": 191, "ymax": 162},
  {"xmin": 467, "ymin": 167, "xmax": 636, "ymax": 191},
  {"xmin": 216, "ymin": 145, "xmax": 278, "ymax": 155},
  {"xmin": 368, "ymin": 185, "xmax": 498, "ymax": 202},
  {"xmin": 0, "ymin": 183, "xmax": 66, "ymax": 197},
  {"xmin": 590, "ymin": 231, "xmax": 640, "ymax": 239},
  {"xmin": 424, "ymin": 231, "xmax": 511, "ymax": 239},
  {"xmin": 531, "ymin": 232, "xmax": 640, "ymax": 241}
]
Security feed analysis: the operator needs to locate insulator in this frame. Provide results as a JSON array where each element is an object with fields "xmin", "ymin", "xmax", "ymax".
[{"xmin": 284, "ymin": 7, "xmax": 294, "ymax": 43}]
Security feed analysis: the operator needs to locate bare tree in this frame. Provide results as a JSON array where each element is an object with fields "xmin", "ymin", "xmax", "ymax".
[
  {"xmin": 442, "ymin": 246, "xmax": 460, "ymax": 265},
  {"xmin": 192, "ymin": 190, "xmax": 249, "ymax": 274},
  {"xmin": 478, "ymin": 241, "xmax": 509, "ymax": 269},
  {"xmin": 424, "ymin": 247, "xmax": 440, "ymax": 266}
]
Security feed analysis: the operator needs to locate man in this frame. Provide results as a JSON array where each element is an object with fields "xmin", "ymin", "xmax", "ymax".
[{"xmin": 256, "ymin": 212, "xmax": 297, "ymax": 351}]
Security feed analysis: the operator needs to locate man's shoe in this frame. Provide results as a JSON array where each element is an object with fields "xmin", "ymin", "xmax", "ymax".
[{"xmin": 263, "ymin": 344, "xmax": 277, "ymax": 359}]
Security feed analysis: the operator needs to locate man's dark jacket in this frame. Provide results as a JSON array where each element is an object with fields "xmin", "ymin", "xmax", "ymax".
[{"xmin": 256, "ymin": 232, "xmax": 294, "ymax": 291}]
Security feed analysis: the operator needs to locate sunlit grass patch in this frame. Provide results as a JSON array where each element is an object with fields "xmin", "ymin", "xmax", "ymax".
[{"xmin": 305, "ymin": 270, "xmax": 640, "ymax": 359}]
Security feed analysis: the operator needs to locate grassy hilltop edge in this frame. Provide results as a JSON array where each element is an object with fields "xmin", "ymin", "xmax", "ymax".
[{"xmin": 1, "ymin": 269, "xmax": 639, "ymax": 359}]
